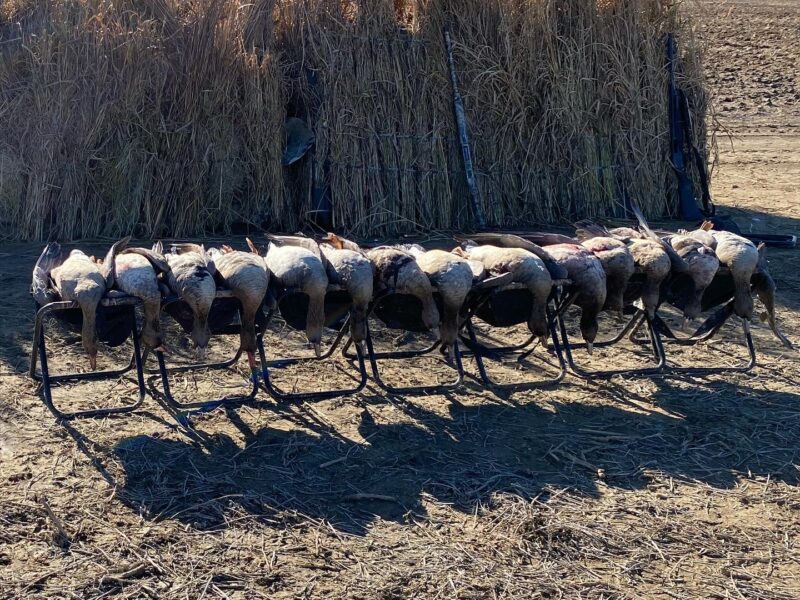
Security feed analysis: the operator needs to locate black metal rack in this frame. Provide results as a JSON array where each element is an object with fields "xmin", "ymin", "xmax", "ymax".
[
  {"xmin": 652, "ymin": 303, "xmax": 756, "ymax": 375},
  {"xmin": 151, "ymin": 291, "xmax": 261, "ymax": 409},
  {"xmin": 345, "ymin": 290, "xmax": 465, "ymax": 395},
  {"xmin": 459, "ymin": 283, "xmax": 567, "ymax": 393},
  {"xmin": 259, "ymin": 286, "xmax": 368, "ymax": 401},
  {"xmin": 30, "ymin": 294, "xmax": 147, "ymax": 420},
  {"xmin": 556, "ymin": 308, "xmax": 667, "ymax": 380}
]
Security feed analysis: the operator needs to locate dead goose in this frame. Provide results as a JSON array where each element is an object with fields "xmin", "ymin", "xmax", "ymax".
[
  {"xmin": 402, "ymin": 247, "xmax": 474, "ymax": 351},
  {"xmin": 683, "ymin": 223, "xmax": 759, "ymax": 320},
  {"xmin": 575, "ymin": 236, "xmax": 635, "ymax": 317},
  {"xmin": 207, "ymin": 241, "xmax": 270, "ymax": 371},
  {"xmin": 114, "ymin": 247, "xmax": 171, "ymax": 352},
  {"xmin": 263, "ymin": 234, "xmax": 329, "ymax": 356},
  {"xmin": 453, "ymin": 232, "xmax": 568, "ymax": 281},
  {"xmin": 662, "ymin": 234, "xmax": 719, "ymax": 328},
  {"xmin": 453, "ymin": 241, "xmax": 553, "ymax": 346},
  {"xmin": 751, "ymin": 244, "xmax": 792, "ymax": 348},
  {"xmin": 365, "ymin": 246, "xmax": 440, "ymax": 338},
  {"xmin": 542, "ymin": 244, "xmax": 607, "ymax": 352},
  {"xmin": 574, "ymin": 220, "xmax": 672, "ymax": 320},
  {"xmin": 504, "ymin": 229, "xmax": 634, "ymax": 319},
  {"xmin": 32, "ymin": 242, "xmax": 64, "ymax": 307},
  {"xmin": 318, "ymin": 233, "xmax": 374, "ymax": 344},
  {"xmin": 621, "ymin": 202, "xmax": 713, "ymax": 329},
  {"xmin": 157, "ymin": 242, "xmax": 217, "ymax": 357},
  {"xmin": 34, "ymin": 237, "xmax": 129, "ymax": 370}
]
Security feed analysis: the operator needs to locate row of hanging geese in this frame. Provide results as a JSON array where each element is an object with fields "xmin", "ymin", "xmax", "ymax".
[{"xmin": 32, "ymin": 203, "xmax": 791, "ymax": 372}]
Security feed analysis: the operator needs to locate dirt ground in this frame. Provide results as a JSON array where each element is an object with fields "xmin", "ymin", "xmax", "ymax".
[{"xmin": 1, "ymin": 1, "xmax": 799, "ymax": 598}]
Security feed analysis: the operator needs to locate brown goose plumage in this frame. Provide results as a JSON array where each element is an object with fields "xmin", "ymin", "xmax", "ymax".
[
  {"xmin": 210, "ymin": 242, "xmax": 270, "ymax": 370},
  {"xmin": 366, "ymin": 246, "xmax": 440, "ymax": 338},
  {"xmin": 115, "ymin": 247, "xmax": 170, "ymax": 351},
  {"xmin": 454, "ymin": 242, "xmax": 553, "ymax": 345},
  {"xmin": 159, "ymin": 242, "xmax": 217, "ymax": 355},
  {"xmin": 319, "ymin": 234, "xmax": 374, "ymax": 344},
  {"xmin": 45, "ymin": 237, "xmax": 128, "ymax": 369},
  {"xmin": 413, "ymin": 249, "xmax": 474, "ymax": 350},
  {"xmin": 544, "ymin": 244, "xmax": 607, "ymax": 351},
  {"xmin": 264, "ymin": 235, "xmax": 329, "ymax": 356}
]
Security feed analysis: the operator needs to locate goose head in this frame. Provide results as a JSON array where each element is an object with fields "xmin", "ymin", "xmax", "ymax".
[{"xmin": 160, "ymin": 242, "xmax": 217, "ymax": 354}]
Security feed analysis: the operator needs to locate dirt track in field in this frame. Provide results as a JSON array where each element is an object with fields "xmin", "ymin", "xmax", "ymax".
[{"xmin": 1, "ymin": 1, "xmax": 799, "ymax": 598}]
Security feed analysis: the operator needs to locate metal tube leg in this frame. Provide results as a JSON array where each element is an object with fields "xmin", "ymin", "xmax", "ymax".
[
  {"xmin": 151, "ymin": 300, "xmax": 261, "ymax": 410},
  {"xmin": 33, "ymin": 303, "xmax": 146, "ymax": 420},
  {"xmin": 37, "ymin": 319, "xmax": 56, "ymax": 416},
  {"xmin": 463, "ymin": 316, "xmax": 564, "ymax": 393},
  {"xmin": 655, "ymin": 302, "xmax": 756, "ymax": 374},
  {"xmin": 362, "ymin": 320, "xmax": 463, "ymax": 395},
  {"xmin": 155, "ymin": 346, "xmax": 258, "ymax": 410},
  {"xmin": 557, "ymin": 309, "xmax": 665, "ymax": 379},
  {"xmin": 260, "ymin": 335, "xmax": 368, "ymax": 402}
]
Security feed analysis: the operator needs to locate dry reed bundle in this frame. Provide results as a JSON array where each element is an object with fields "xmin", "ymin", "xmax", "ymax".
[
  {"xmin": 0, "ymin": 0, "xmax": 286, "ymax": 240},
  {"xmin": 278, "ymin": 0, "xmax": 711, "ymax": 236},
  {"xmin": 0, "ymin": 0, "xmax": 710, "ymax": 240}
]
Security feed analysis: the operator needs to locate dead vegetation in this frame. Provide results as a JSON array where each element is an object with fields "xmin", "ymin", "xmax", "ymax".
[
  {"xmin": 1, "ymin": 220, "xmax": 799, "ymax": 598},
  {"xmin": 1, "ymin": 0, "xmax": 709, "ymax": 240},
  {"xmin": 2, "ymin": 1, "xmax": 800, "ymax": 598}
]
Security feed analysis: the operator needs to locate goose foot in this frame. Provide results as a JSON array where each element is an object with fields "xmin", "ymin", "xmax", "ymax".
[{"xmin": 247, "ymin": 351, "xmax": 257, "ymax": 371}]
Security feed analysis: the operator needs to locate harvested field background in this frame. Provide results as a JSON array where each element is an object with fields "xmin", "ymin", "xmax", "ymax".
[{"xmin": 1, "ymin": 0, "xmax": 800, "ymax": 598}]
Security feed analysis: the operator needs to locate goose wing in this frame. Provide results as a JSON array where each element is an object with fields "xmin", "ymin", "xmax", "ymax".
[
  {"xmin": 265, "ymin": 234, "xmax": 329, "ymax": 271},
  {"xmin": 123, "ymin": 247, "xmax": 171, "ymax": 274},
  {"xmin": 32, "ymin": 242, "xmax": 63, "ymax": 305},
  {"xmin": 454, "ymin": 232, "xmax": 569, "ymax": 280},
  {"xmin": 573, "ymin": 220, "xmax": 613, "ymax": 241}
]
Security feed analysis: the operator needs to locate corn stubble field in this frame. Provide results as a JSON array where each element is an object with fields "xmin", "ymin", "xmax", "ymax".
[{"xmin": 2, "ymin": 0, "xmax": 800, "ymax": 598}]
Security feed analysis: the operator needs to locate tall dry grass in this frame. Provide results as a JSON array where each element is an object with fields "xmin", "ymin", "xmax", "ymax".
[
  {"xmin": 278, "ymin": 0, "xmax": 711, "ymax": 236},
  {"xmin": 0, "ymin": 0, "xmax": 710, "ymax": 240},
  {"xmin": 0, "ymin": 0, "xmax": 286, "ymax": 240}
]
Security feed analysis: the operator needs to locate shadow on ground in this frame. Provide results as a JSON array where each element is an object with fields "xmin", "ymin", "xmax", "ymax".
[{"xmin": 101, "ymin": 375, "xmax": 800, "ymax": 536}]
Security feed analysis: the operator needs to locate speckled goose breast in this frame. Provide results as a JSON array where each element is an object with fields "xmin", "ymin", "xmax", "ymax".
[
  {"xmin": 669, "ymin": 235, "xmax": 720, "ymax": 289},
  {"xmin": 265, "ymin": 245, "xmax": 327, "ymax": 293},
  {"xmin": 51, "ymin": 252, "xmax": 106, "ymax": 302},
  {"xmin": 415, "ymin": 250, "xmax": 473, "ymax": 306},
  {"xmin": 115, "ymin": 253, "xmax": 160, "ymax": 304},
  {"xmin": 545, "ymin": 244, "xmax": 607, "ymax": 304},
  {"xmin": 165, "ymin": 252, "xmax": 217, "ymax": 304},
  {"xmin": 320, "ymin": 246, "xmax": 373, "ymax": 298}
]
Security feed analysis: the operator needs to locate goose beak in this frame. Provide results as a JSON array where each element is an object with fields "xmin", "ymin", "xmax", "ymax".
[
  {"xmin": 586, "ymin": 342, "xmax": 594, "ymax": 356},
  {"xmin": 195, "ymin": 346, "xmax": 207, "ymax": 362},
  {"xmin": 681, "ymin": 317, "xmax": 693, "ymax": 332},
  {"xmin": 88, "ymin": 354, "xmax": 97, "ymax": 371},
  {"xmin": 431, "ymin": 327, "xmax": 440, "ymax": 340},
  {"xmin": 313, "ymin": 343, "xmax": 322, "ymax": 358},
  {"xmin": 538, "ymin": 335, "xmax": 549, "ymax": 349},
  {"xmin": 154, "ymin": 344, "xmax": 169, "ymax": 354}
]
